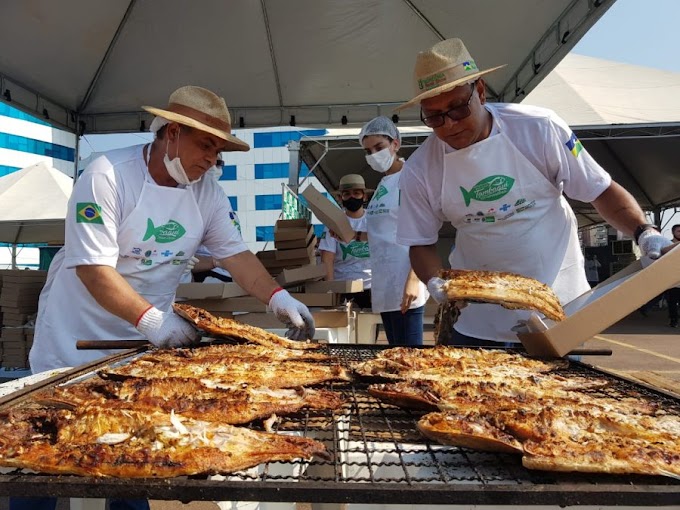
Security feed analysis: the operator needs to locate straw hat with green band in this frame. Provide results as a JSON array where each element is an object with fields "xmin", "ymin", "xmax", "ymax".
[
  {"xmin": 143, "ymin": 85, "xmax": 250, "ymax": 152},
  {"xmin": 394, "ymin": 38, "xmax": 506, "ymax": 112}
]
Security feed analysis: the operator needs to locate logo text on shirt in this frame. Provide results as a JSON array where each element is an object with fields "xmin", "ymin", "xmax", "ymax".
[{"xmin": 460, "ymin": 175, "xmax": 515, "ymax": 207}]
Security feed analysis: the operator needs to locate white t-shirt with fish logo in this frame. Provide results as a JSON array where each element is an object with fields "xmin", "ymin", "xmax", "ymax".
[{"xmin": 318, "ymin": 213, "xmax": 371, "ymax": 288}]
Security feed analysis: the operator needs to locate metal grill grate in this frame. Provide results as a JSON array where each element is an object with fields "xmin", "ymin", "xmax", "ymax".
[{"xmin": 0, "ymin": 344, "xmax": 679, "ymax": 505}]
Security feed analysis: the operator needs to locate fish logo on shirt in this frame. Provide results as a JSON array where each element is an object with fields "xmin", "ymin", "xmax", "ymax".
[
  {"xmin": 142, "ymin": 218, "xmax": 186, "ymax": 243},
  {"xmin": 76, "ymin": 202, "xmax": 104, "ymax": 224},
  {"xmin": 566, "ymin": 132, "xmax": 584, "ymax": 158},
  {"xmin": 459, "ymin": 175, "xmax": 515, "ymax": 207},
  {"xmin": 373, "ymin": 185, "xmax": 389, "ymax": 201},
  {"xmin": 339, "ymin": 241, "xmax": 369, "ymax": 260}
]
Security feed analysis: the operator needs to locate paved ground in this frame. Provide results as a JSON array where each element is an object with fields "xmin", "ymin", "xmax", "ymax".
[{"xmin": 2, "ymin": 309, "xmax": 678, "ymax": 509}]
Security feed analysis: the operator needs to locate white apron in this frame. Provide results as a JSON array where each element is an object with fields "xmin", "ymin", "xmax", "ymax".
[
  {"xmin": 366, "ymin": 171, "xmax": 428, "ymax": 313},
  {"xmin": 30, "ymin": 146, "xmax": 203, "ymax": 372},
  {"xmin": 442, "ymin": 129, "xmax": 588, "ymax": 342}
]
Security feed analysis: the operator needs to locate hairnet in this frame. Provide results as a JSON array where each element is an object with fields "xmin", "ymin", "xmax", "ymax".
[
  {"xmin": 150, "ymin": 116, "xmax": 170, "ymax": 135},
  {"xmin": 359, "ymin": 116, "xmax": 401, "ymax": 144}
]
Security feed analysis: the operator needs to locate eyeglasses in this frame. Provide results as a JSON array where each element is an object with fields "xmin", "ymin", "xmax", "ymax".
[
  {"xmin": 340, "ymin": 189, "xmax": 365, "ymax": 199},
  {"xmin": 420, "ymin": 83, "xmax": 476, "ymax": 128}
]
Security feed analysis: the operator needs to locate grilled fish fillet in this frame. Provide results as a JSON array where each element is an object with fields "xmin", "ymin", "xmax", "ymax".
[
  {"xmin": 173, "ymin": 303, "xmax": 320, "ymax": 349},
  {"xmin": 143, "ymin": 343, "xmax": 332, "ymax": 364},
  {"xmin": 0, "ymin": 407, "xmax": 327, "ymax": 478},
  {"xmin": 40, "ymin": 377, "xmax": 344, "ymax": 425},
  {"xmin": 438, "ymin": 269, "xmax": 566, "ymax": 321},
  {"xmin": 102, "ymin": 358, "xmax": 351, "ymax": 388}
]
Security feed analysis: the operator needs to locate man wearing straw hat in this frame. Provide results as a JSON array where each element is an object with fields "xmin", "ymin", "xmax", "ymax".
[
  {"xmin": 394, "ymin": 38, "xmax": 670, "ymax": 346},
  {"xmin": 30, "ymin": 86, "xmax": 316, "ymax": 379}
]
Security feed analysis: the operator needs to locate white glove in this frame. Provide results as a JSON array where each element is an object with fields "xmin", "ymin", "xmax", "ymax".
[
  {"xmin": 638, "ymin": 229, "xmax": 673, "ymax": 260},
  {"xmin": 135, "ymin": 307, "xmax": 200, "ymax": 348},
  {"xmin": 183, "ymin": 255, "xmax": 200, "ymax": 275},
  {"xmin": 269, "ymin": 288, "xmax": 316, "ymax": 340},
  {"xmin": 427, "ymin": 277, "xmax": 448, "ymax": 304}
]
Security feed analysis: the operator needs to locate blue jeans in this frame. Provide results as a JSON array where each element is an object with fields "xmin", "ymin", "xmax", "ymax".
[
  {"xmin": 10, "ymin": 497, "xmax": 150, "ymax": 510},
  {"xmin": 380, "ymin": 306, "xmax": 424, "ymax": 346}
]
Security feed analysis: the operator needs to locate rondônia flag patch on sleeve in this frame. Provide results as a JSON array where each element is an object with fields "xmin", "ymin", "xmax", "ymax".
[{"xmin": 76, "ymin": 202, "xmax": 104, "ymax": 224}]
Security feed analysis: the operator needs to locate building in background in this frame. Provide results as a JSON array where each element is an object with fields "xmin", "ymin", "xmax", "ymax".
[{"xmin": 1, "ymin": 104, "xmax": 332, "ymax": 266}]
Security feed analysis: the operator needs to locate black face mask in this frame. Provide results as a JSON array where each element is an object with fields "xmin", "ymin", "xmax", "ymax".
[{"xmin": 342, "ymin": 197, "xmax": 364, "ymax": 212}]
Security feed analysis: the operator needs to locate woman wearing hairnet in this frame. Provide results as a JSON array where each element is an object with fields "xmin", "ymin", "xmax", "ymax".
[{"xmin": 360, "ymin": 117, "xmax": 429, "ymax": 345}]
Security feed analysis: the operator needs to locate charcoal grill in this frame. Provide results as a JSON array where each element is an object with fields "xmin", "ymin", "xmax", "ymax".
[{"xmin": 0, "ymin": 343, "xmax": 678, "ymax": 506}]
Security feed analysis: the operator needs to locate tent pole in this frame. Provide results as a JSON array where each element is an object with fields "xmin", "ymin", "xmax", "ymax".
[
  {"xmin": 11, "ymin": 244, "xmax": 17, "ymax": 269},
  {"xmin": 73, "ymin": 128, "xmax": 81, "ymax": 183}
]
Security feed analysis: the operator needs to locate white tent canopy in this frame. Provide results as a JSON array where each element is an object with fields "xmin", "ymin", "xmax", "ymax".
[
  {"xmin": 0, "ymin": 0, "xmax": 613, "ymax": 134},
  {"xmin": 298, "ymin": 54, "xmax": 680, "ymax": 230},
  {"xmin": 0, "ymin": 162, "xmax": 73, "ymax": 244}
]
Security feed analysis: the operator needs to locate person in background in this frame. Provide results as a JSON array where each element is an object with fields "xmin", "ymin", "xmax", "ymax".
[
  {"xmin": 584, "ymin": 253, "xmax": 602, "ymax": 287},
  {"xmin": 318, "ymin": 175, "xmax": 372, "ymax": 309},
  {"xmin": 664, "ymin": 224, "xmax": 680, "ymax": 327},
  {"xmin": 393, "ymin": 38, "xmax": 671, "ymax": 347},
  {"xmin": 359, "ymin": 116, "xmax": 429, "ymax": 345}
]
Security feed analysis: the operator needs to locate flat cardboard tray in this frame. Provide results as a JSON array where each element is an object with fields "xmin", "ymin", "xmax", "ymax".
[{"xmin": 518, "ymin": 244, "xmax": 680, "ymax": 357}]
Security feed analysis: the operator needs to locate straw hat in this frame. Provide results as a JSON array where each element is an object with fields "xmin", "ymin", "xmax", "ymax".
[
  {"xmin": 394, "ymin": 38, "xmax": 506, "ymax": 112},
  {"xmin": 143, "ymin": 86, "xmax": 250, "ymax": 152},
  {"xmin": 338, "ymin": 174, "xmax": 373, "ymax": 193}
]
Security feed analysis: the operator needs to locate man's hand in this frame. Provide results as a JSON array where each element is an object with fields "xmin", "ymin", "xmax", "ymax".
[
  {"xmin": 136, "ymin": 307, "xmax": 200, "ymax": 348},
  {"xmin": 269, "ymin": 289, "xmax": 316, "ymax": 340},
  {"xmin": 638, "ymin": 229, "xmax": 673, "ymax": 259},
  {"xmin": 426, "ymin": 276, "xmax": 448, "ymax": 304}
]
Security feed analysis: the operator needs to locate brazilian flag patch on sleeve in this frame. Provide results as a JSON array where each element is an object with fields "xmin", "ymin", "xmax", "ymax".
[{"xmin": 76, "ymin": 202, "xmax": 104, "ymax": 224}]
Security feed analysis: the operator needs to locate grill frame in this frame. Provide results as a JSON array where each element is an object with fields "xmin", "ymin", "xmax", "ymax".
[{"xmin": 0, "ymin": 343, "xmax": 678, "ymax": 505}]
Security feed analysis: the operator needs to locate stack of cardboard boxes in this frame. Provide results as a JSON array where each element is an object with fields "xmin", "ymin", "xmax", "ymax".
[
  {"xmin": 0, "ymin": 270, "xmax": 46, "ymax": 368},
  {"xmin": 256, "ymin": 219, "xmax": 317, "ymax": 277}
]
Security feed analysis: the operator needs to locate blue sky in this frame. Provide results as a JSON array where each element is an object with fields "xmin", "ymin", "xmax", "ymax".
[
  {"xmin": 572, "ymin": 0, "xmax": 680, "ymax": 72},
  {"xmin": 81, "ymin": 0, "xmax": 679, "ymax": 158}
]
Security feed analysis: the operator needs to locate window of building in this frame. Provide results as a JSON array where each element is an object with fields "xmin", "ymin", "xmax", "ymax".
[
  {"xmin": 313, "ymin": 224, "xmax": 326, "ymax": 239},
  {"xmin": 255, "ymin": 226, "xmax": 275, "ymax": 242},
  {"xmin": 0, "ymin": 103, "xmax": 50, "ymax": 126},
  {"xmin": 254, "ymin": 163, "xmax": 288, "ymax": 179},
  {"xmin": 253, "ymin": 129, "xmax": 326, "ymax": 149},
  {"xmin": 0, "ymin": 165, "xmax": 20, "ymax": 177},
  {"xmin": 228, "ymin": 196, "xmax": 238, "ymax": 211},
  {"xmin": 255, "ymin": 194, "xmax": 282, "ymax": 210},
  {"xmin": 219, "ymin": 165, "xmax": 237, "ymax": 180},
  {"xmin": 0, "ymin": 132, "xmax": 74, "ymax": 161}
]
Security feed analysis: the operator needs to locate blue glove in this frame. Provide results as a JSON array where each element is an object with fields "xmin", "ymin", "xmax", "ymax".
[{"xmin": 638, "ymin": 229, "xmax": 673, "ymax": 259}]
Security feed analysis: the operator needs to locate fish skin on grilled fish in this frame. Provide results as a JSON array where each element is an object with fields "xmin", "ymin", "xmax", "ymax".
[
  {"xmin": 173, "ymin": 303, "xmax": 321, "ymax": 350},
  {"xmin": 39, "ymin": 377, "xmax": 344, "ymax": 425},
  {"xmin": 0, "ymin": 407, "xmax": 328, "ymax": 478}
]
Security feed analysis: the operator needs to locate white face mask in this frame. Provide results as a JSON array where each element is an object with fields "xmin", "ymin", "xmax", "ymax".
[
  {"xmin": 365, "ymin": 147, "xmax": 395, "ymax": 173},
  {"xmin": 164, "ymin": 131, "xmax": 202, "ymax": 185}
]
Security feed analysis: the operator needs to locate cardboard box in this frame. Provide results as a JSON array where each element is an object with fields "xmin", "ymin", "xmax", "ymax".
[
  {"xmin": 183, "ymin": 297, "xmax": 268, "ymax": 313},
  {"xmin": 274, "ymin": 219, "xmax": 312, "ymax": 242},
  {"xmin": 275, "ymin": 264, "xmax": 327, "ymax": 287},
  {"xmin": 275, "ymin": 229, "xmax": 315, "ymax": 250},
  {"xmin": 275, "ymin": 241, "xmax": 316, "ymax": 261},
  {"xmin": 301, "ymin": 185, "xmax": 355, "ymax": 244},
  {"xmin": 305, "ymin": 280, "xmax": 363, "ymax": 294},
  {"xmin": 176, "ymin": 282, "xmax": 248, "ymax": 299},
  {"xmin": 517, "ymin": 246, "xmax": 680, "ymax": 357},
  {"xmin": 312, "ymin": 310, "xmax": 350, "ymax": 328},
  {"xmin": 290, "ymin": 292, "xmax": 340, "ymax": 307}
]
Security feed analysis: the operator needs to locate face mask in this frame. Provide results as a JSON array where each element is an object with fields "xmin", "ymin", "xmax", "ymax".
[
  {"xmin": 164, "ymin": 131, "xmax": 202, "ymax": 185},
  {"xmin": 342, "ymin": 197, "xmax": 364, "ymax": 212},
  {"xmin": 365, "ymin": 147, "xmax": 395, "ymax": 173}
]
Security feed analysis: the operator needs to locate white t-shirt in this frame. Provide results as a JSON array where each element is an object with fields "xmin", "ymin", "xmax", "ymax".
[
  {"xmin": 65, "ymin": 145, "xmax": 247, "ymax": 269},
  {"xmin": 318, "ymin": 213, "xmax": 371, "ymax": 288},
  {"xmin": 397, "ymin": 103, "xmax": 612, "ymax": 246}
]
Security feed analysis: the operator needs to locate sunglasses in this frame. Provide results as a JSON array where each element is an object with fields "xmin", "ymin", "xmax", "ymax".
[{"xmin": 420, "ymin": 83, "xmax": 477, "ymax": 128}]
